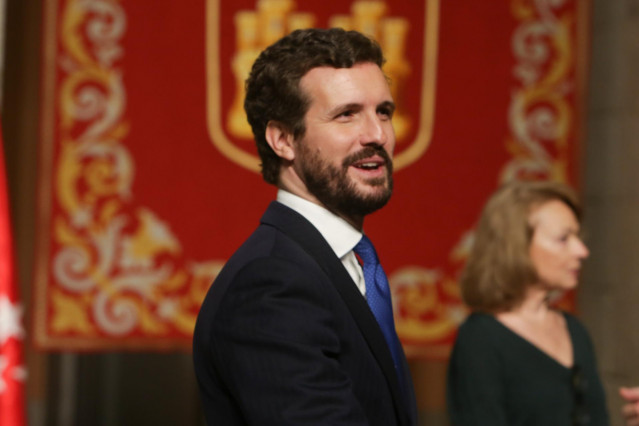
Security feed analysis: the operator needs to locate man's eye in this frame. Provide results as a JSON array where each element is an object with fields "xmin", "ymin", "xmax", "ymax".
[{"xmin": 378, "ymin": 108, "xmax": 393, "ymax": 119}]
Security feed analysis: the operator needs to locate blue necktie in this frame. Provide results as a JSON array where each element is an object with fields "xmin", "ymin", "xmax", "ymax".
[{"xmin": 354, "ymin": 235, "xmax": 406, "ymax": 389}]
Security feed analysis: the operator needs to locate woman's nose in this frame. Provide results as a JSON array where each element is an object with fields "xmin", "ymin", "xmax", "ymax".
[{"xmin": 574, "ymin": 238, "xmax": 590, "ymax": 259}]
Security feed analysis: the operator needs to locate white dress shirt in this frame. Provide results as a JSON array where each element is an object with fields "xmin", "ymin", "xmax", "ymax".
[{"xmin": 276, "ymin": 189, "xmax": 367, "ymax": 297}]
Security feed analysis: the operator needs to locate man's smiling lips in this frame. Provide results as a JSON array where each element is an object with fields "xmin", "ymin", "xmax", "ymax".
[{"xmin": 350, "ymin": 156, "xmax": 388, "ymax": 176}]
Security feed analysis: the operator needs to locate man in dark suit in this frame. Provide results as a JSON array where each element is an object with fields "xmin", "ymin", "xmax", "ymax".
[{"xmin": 193, "ymin": 28, "xmax": 418, "ymax": 425}]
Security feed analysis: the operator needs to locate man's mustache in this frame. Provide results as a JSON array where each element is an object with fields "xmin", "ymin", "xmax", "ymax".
[{"xmin": 342, "ymin": 147, "xmax": 393, "ymax": 172}]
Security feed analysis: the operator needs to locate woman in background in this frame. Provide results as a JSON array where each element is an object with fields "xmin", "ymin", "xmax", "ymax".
[{"xmin": 447, "ymin": 180, "xmax": 608, "ymax": 425}]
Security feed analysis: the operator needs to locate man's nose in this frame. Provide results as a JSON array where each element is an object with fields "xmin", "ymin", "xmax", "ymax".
[{"xmin": 360, "ymin": 113, "xmax": 389, "ymax": 146}]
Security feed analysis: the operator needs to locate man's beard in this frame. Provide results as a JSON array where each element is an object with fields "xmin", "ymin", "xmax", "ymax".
[{"xmin": 297, "ymin": 144, "xmax": 394, "ymax": 220}]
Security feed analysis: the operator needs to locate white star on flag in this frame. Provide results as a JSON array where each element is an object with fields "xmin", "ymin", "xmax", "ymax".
[
  {"xmin": 0, "ymin": 356, "xmax": 26, "ymax": 394},
  {"xmin": 0, "ymin": 295, "xmax": 24, "ymax": 345}
]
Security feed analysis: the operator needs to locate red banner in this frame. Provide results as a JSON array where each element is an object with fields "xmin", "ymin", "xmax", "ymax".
[{"xmin": 34, "ymin": 0, "xmax": 589, "ymax": 356}]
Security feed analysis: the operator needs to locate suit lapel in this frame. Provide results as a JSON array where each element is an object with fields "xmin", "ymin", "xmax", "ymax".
[{"xmin": 261, "ymin": 201, "xmax": 412, "ymax": 426}]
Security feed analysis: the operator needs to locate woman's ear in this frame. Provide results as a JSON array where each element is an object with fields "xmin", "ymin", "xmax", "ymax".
[{"xmin": 265, "ymin": 121, "xmax": 295, "ymax": 161}]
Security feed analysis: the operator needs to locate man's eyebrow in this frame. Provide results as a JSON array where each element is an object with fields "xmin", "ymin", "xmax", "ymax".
[
  {"xmin": 327, "ymin": 100, "xmax": 396, "ymax": 117},
  {"xmin": 327, "ymin": 103, "xmax": 362, "ymax": 116}
]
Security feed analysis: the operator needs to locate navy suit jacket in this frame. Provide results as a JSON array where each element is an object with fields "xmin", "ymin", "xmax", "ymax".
[{"xmin": 193, "ymin": 201, "xmax": 418, "ymax": 425}]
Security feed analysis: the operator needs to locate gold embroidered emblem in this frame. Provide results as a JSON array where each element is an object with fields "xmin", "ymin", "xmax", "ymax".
[{"xmin": 206, "ymin": 0, "xmax": 440, "ymax": 173}]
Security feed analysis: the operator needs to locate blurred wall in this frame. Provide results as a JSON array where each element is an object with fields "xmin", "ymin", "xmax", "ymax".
[{"xmin": 579, "ymin": 1, "xmax": 639, "ymax": 425}]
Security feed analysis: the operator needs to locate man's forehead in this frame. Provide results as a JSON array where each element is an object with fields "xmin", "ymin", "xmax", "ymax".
[{"xmin": 300, "ymin": 63, "xmax": 391, "ymax": 102}]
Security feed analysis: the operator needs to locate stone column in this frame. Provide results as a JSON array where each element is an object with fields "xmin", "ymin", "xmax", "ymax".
[{"xmin": 580, "ymin": 1, "xmax": 639, "ymax": 425}]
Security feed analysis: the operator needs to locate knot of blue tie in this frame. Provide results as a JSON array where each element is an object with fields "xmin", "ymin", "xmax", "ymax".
[{"xmin": 353, "ymin": 235, "xmax": 405, "ymax": 382}]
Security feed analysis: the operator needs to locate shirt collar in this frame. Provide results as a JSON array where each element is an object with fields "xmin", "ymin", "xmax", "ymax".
[{"xmin": 276, "ymin": 189, "xmax": 362, "ymax": 258}]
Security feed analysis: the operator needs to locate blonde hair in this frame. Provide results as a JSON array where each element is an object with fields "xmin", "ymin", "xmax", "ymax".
[{"xmin": 460, "ymin": 180, "xmax": 582, "ymax": 313}]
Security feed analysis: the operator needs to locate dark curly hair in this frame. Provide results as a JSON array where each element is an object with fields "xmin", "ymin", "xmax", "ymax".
[{"xmin": 244, "ymin": 28, "xmax": 386, "ymax": 184}]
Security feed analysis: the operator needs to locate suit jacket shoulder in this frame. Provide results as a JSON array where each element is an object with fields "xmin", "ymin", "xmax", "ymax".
[{"xmin": 193, "ymin": 201, "xmax": 415, "ymax": 425}]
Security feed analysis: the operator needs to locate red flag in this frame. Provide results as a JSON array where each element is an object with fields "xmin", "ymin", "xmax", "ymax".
[{"xmin": 0, "ymin": 122, "xmax": 26, "ymax": 425}]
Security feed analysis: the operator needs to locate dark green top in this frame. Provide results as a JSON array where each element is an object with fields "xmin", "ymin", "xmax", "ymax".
[{"xmin": 447, "ymin": 312, "xmax": 609, "ymax": 426}]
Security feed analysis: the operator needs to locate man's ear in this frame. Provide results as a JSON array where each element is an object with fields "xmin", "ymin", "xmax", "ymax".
[{"xmin": 265, "ymin": 121, "xmax": 295, "ymax": 161}]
